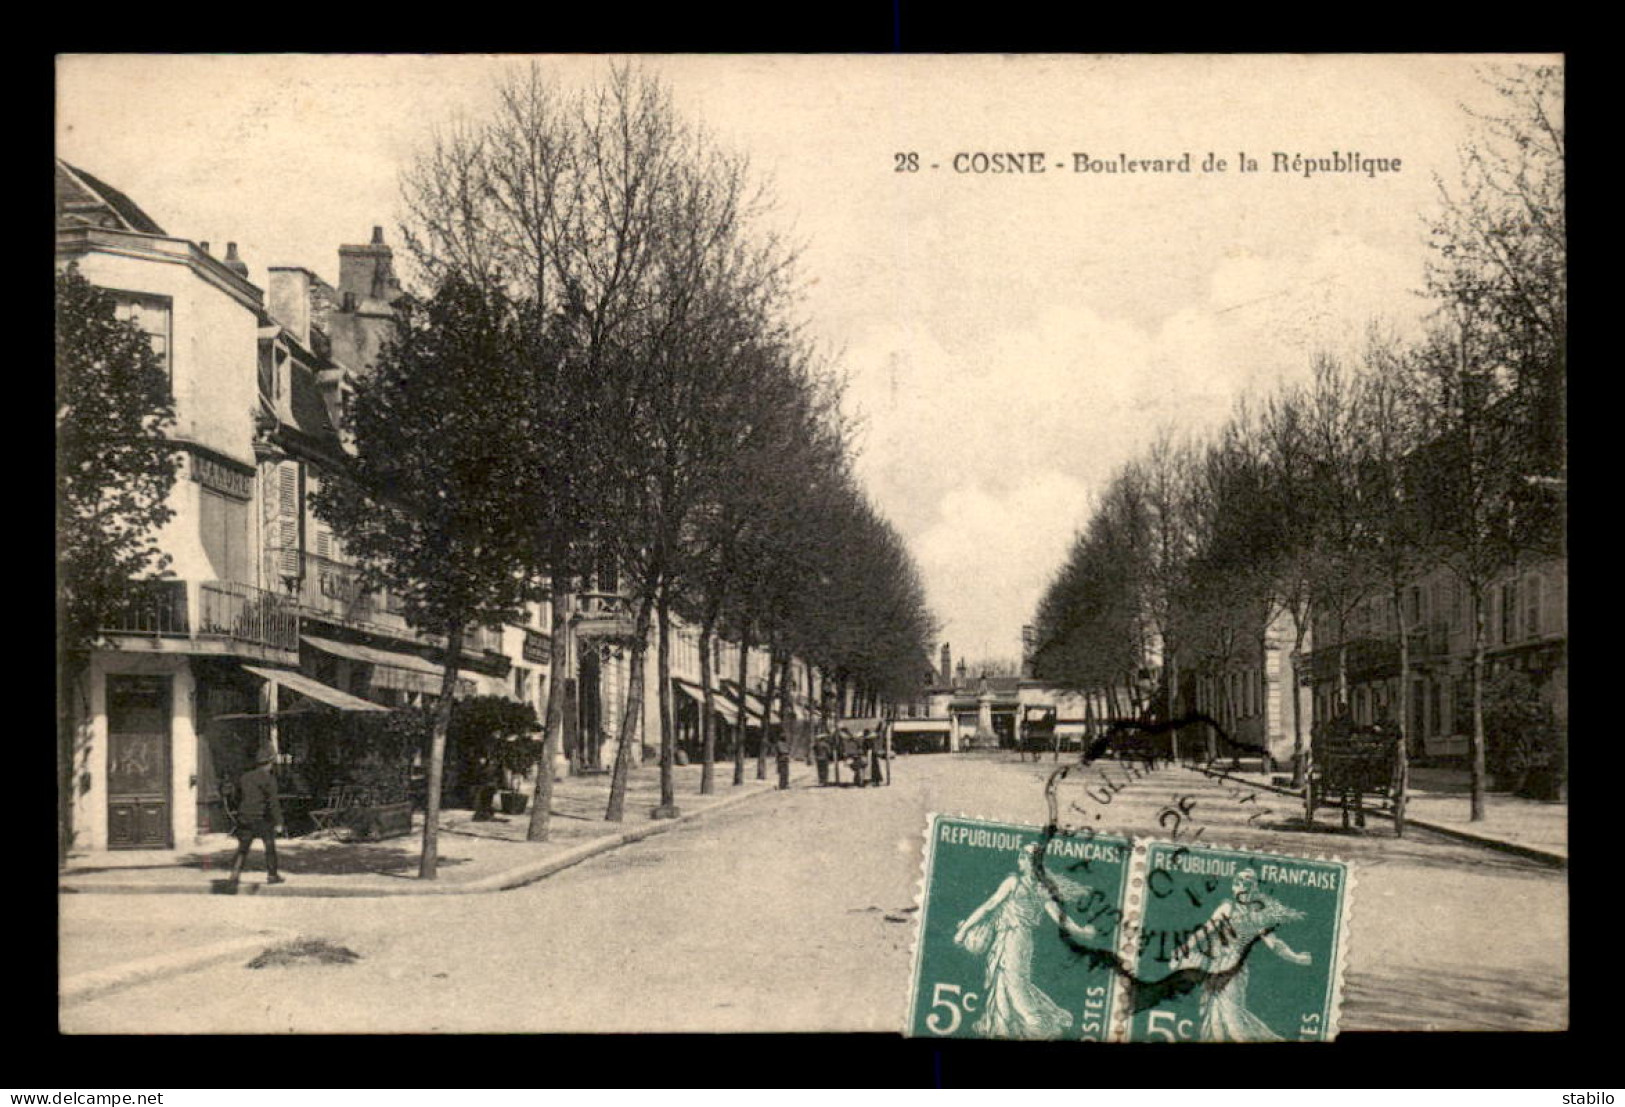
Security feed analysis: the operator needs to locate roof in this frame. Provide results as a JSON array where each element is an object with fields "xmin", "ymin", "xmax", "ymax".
[{"xmin": 56, "ymin": 160, "xmax": 167, "ymax": 236}]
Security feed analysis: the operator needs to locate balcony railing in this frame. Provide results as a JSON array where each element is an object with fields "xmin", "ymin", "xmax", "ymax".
[
  {"xmin": 100, "ymin": 579, "xmax": 297, "ymax": 653},
  {"xmin": 102, "ymin": 580, "xmax": 189, "ymax": 637},
  {"xmin": 198, "ymin": 580, "xmax": 300, "ymax": 652},
  {"xmin": 271, "ymin": 551, "xmax": 377, "ymax": 624},
  {"xmin": 267, "ymin": 549, "xmax": 505, "ymax": 655},
  {"xmin": 1302, "ymin": 626, "xmax": 1455, "ymax": 681}
]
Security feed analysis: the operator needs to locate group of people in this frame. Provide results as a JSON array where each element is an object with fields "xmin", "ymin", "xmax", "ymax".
[{"xmin": 810, "ymin": 728, "xmax": 888, "ymax": 788}]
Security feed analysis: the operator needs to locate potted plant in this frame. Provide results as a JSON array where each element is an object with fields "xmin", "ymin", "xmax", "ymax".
[{"xmin": 449, "ymin": 695, "xmax": 543, "ymax": 819}]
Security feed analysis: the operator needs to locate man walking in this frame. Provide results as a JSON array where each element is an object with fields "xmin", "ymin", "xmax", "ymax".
[
  {"xmin": 228, "ymin": 750, "xmax": 285, "ymax": 889},
  {"xmin": 813, "ymin": 732, "xmax": 832, "ymax": 786}
]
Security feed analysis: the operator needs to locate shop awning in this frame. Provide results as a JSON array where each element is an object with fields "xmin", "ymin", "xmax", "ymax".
[
  {"xmin": 892, "ymin": 719, "xmax": 951, "ymax": 734},
  {"xmin": 719, "ymin": 683, "xmax": 778, "ymax": 726},
  {"xmin": 674, "ymin": 680, "xmax": 741, "ymax": 724},
  {"xmin": 302, "ymin": 634, "xmax": 450, "ymax": 695},
  {"xmin": 241, "ymin": 664, "xmax": 388, "ymax": 712}
]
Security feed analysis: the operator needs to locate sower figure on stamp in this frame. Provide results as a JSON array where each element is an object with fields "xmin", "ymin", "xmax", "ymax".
[
  {"xmin": 954, "ymin": 843, "xmax": 1096, "ymax": 1039},
  {"xmin": 1169, "ymin": 869, "xmax": 1310, "ymax": 1041},
  {"xmin": 228, "ymin": 749, "xmax": 285, "ymax": 889}
]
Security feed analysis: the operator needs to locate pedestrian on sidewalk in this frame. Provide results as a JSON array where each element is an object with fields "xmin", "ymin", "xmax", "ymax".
[
  {"xmin": 775, "ymin": 733, "xmax": 792, "ymax": 790},
  {"xmin": 850, "ymin": 731, "xmax": 870, "ymax": 788},
  {"xmin": 228, "ymin": 750, "xmax": 285, "ymax": 889},
  {"xmin": 813, "ymin": 733, "xmax": 832, "ymax": 786}
]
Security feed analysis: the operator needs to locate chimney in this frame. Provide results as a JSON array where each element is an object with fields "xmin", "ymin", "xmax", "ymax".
[
  {"xmin": 223, "ymin": 242, "xmax": 249, "ymax": 280},
  {"xmin": 338, "ymin": 225, "xmax": 397, "ymax": 306},
  {"xmin": 198, "ymin": 241, "xmax": 210, "ymax": 255},
  {"xmin": 939, "ymin": 643, "xmax": 952, "ymax": 686},
  {"xmin": 266, "ymin": 267, "xmax": 313, "ymax": 348}
]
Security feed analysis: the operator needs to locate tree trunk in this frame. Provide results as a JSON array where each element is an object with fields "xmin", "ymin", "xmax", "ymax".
[
  {"xmin": 1290, "ymin": 618, "xmax": 1310, "ymax": 787},
  {"xmin": 733, "ymin": 621, "xmax": 751, "ymax": 786},
  {"xmin": 1167, "ymin": 656, "xmax": 1181, "ymax": 762},
  {"xmin": 655, "ymin": 583, "xmax": 678, "ymax": 815},
  {"xmin": 758, "ymin": 644, "xmax": 778, "ymax": 781},
  {"xmin": 526, "ymin": 572, "xmax": 571, "ymax": 841},
  {"xmin": 1469, "ymin": 583, "xmax": 1488, "ymax": 822},
  {"xmin": 58, "ymin": 649, "xmax": 87, "ymax": 869},
  {"xmin": 420, "ymin": 623, "xmax": 464, "ymax": 880},
  {"xmin": 804, "ymin": 662, "xmax": 817, "ymax": 763},
  {"xmin": 1391, "ymin": 587, "xmax": 1410, "ymax": 838},
  {"xmin": 604, "ymin": 589, "xmax": 656, "ymax": 822},
  {"xmin": 698, "ymin": 616, "xmax": 718, "ymax": 795},
  {"xmin": 778, "ymin": 652, "xmax": 796, "ymax": 761}
]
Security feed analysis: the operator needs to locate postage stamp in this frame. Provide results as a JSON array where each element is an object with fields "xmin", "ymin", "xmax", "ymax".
[
  {"xmin": 906, "ymin": 815, "xmax": 1133, "ymax": 1040},
  {"xmin": 1127, "ymin": 842, "xmax": 1351, "ymax": 1043},
  {"xmin": 906, "ymin": 815, "xmax": 1352, "ymax": 1042}
]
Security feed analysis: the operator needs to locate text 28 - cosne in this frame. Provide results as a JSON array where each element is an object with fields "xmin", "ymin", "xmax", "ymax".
[{"xmin": 952, "ymin": 152, "xmax": 1047, "ymax": 173}]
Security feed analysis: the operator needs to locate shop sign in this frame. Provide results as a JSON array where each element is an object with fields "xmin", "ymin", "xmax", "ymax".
[{"xmin": 190, "ymin": 451, "xmax": 254, "ymax": 500}]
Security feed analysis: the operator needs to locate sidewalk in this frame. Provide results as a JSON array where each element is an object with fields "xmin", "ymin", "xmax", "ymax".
[
  {"xmin": 1193, "ymin": 758, "xmax": 1566, "ymax": 864},
  {"xmin": 60, "ymin": 758, "xmax": 815, "ymax": 898}
]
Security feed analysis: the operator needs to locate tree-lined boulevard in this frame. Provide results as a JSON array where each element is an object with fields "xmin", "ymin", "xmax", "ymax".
[{"xmin": 60, "ymin": 751, "xmax": 1563, "ymax": 1034}]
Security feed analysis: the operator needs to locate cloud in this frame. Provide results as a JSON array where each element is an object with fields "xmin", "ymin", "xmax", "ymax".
[
  {"xmin": 911, "ymin": 473, "xmax": 1090, "ymax": 660},
  {"xmin": 845, "ymin": 229, "xmax": 1430, "ymax": 657}
]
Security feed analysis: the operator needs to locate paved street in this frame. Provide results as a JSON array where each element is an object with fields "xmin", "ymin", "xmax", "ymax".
[{"xmin": 60, "ymin": 752, "xmax": 1566, "ymax": 1034}]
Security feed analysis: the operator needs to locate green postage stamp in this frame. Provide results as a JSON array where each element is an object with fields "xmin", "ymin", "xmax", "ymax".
[{"xmin": 906, "ymin": 815, "xmax": 1352, "ymax": 1042}]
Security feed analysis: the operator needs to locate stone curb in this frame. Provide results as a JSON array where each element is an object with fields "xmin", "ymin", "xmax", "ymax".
[
  {"xmin": 60, "ymin": 929, "xmax": 296, "ymax": 1007},
  {"xmin": 59, "ymin": 772, "xmax": 806, "ymax": 899},
  {"xmin": 1191, "ymin": 764, "xmax": 1567, "ymax": 868}
]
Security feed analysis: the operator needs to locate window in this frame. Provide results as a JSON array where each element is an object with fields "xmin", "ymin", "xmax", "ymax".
[
  {"xmin": 269, "ymin": 460, "xmax": 303, "ymax": 580},
  {"xmin": 514, "ymin": 666, "xmax": 531, "ymax": 703},
  {"xmin": 258, "ymin": 343, "xmax": 275, "ymax": 401},
  {"xmin": 1449, "ymin": 578, "xmax": 1465, "ymax": 631},
  {"xmin": 113, "ymin": 293, "xmax": 172, "ymax": 382},
  {"xmin": 1500, "ymin": 580, "xmax": 1518, "ymax": 645},
  {"xmin": 1525, "ymin": 575, "xmax": 1541, "ymax": 639},
  {"xmin": 199, "ymin": 489, "xmax": 252, "ymax": 584}
]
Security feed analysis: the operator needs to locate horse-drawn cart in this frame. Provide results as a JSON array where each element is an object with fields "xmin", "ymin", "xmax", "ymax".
[{"xmin": 1304, "ymin": 719, "xmax": 1407, "ymax": 836}]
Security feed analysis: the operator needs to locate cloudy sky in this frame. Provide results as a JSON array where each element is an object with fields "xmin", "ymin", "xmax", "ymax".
[{"xmin": 56, "ymin": 54, "xmax": 1551, "ymax": 665}]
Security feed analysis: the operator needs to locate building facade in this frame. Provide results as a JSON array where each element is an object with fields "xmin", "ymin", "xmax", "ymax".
[
  {"xmin": 1301, "ymin": 558, "xmax": 1567, "ymax": 760},
  {"xmin": 58, "ymin": 160, "xmax": 823, "ymax": 850}
]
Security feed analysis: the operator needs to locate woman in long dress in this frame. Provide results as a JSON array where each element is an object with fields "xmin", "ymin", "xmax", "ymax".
[
  {"xmin": 953, "ymin": 843, "xmax": 1096, "ymax": 1039},
  {"xmin": 1168, "ymin": 869, "xmax": 1312, "ymax": 1042}
]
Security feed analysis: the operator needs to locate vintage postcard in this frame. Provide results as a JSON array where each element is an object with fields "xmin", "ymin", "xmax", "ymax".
[{"xmin": 56, "ymin": 54, "xmax": 1564, "ymax": 1040}]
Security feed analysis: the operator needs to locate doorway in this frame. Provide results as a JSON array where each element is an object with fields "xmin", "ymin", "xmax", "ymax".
[{"xmin": 106, "ymin": 674, "xmax": 172, "ymax": 849}]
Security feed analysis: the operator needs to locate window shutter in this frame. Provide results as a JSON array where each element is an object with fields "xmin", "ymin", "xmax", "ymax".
[
  {"xmin": 1541, "ymin": 566, "xmax": 1564, "ymax": 638},
  {"xmin": 277, "ymin": 461, "xmax": 301, "ymax": 578}
]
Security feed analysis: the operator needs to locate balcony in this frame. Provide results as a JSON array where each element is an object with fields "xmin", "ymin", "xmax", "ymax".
[
  {"xmin": 572, "ymin": 591, "xmax": 639, "ymax": 643},
  {"xmin": 1302, "ymin": 626, "xmax": 1458, "ymax": 683},
  {"xmin": 265, "ymin": 550, "xmax": 509, "ymax": 663},
  {"xmin": 269, "ymin": 551, "xmax": 502, "ymax": 656},
  {"xmin": 1408, "ymin": 624, "xmax": 1453, "ymax": 660},
  {"xmin": 100, "ymin": 580, "xmax": 299, "ymax": 658},
  {"xmin": 284, "ymin": 551, "xmax": 377, "ymax": 624}
]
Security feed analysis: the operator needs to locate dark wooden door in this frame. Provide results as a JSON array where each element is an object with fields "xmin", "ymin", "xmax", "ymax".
[
  {"xmin": 106, "ymin": 674, "xmax": 172, "ymax": 849},
  {"xmin": 578, "ymin": 651, "xmax": 602, "ymax": 769}
]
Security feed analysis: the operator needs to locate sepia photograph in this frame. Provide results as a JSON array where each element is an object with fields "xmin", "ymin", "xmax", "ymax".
[{"xmin": 55, "ymin": 53, "xmax": 1565, "ymax": 1040}]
